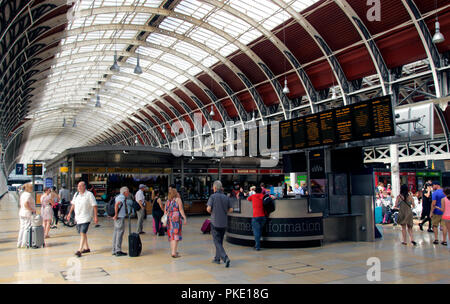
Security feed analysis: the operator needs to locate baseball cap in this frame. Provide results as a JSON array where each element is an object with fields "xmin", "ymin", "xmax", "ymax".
[{"xmin": 139, "ymin": 184, "xmax": 148, "ymax": 190}]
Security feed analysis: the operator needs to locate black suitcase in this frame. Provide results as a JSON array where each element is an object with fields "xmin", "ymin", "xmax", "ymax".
[
  {"xmin": 128, "ymin": 233, "xmax": 142, "ymax": 257},
  {"xmin": 126, "ymin": 203, "xmax": 142, "ymax": 257}
]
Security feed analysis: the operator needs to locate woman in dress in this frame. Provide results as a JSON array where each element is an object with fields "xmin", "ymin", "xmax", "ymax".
[
  {"xmin": 395, "ymin": 184, "xmax": 417, "ymax": 246},
  {"xmin": 164, "ymin": 187, "xmax": 187, "ymax": 258},
  {"xmin": 17, "ymin": 183, "xmax": 36, "ymax": 248},
  {"xmin": 40, "ymin": 187, "xmax": 54, "ymax": 238}
]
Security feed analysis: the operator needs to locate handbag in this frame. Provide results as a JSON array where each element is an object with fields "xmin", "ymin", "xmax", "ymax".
[
  {"xmin": 132, "ymin": 200, "xmax": 141, "ymax": 212},
  {"xmin": 161, "ymin": 214, "xmax": 168, "ymax": 227}
]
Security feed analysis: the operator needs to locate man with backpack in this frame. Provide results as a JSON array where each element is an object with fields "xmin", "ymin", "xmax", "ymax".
[
  {"xmin": 112, "ymin": 187, "xmax": 130, "ymax": 256},
  {"xmin": 206, "ymin": 180, "xmax": 233, "ymax": 267}
]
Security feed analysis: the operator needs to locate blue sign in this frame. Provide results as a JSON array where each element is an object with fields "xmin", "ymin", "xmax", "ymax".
[
  {"xmin": 15, "ymin": 164, "xmax": 24, "ymax": 175},
  {"xmin": 45, "ymin": 178, "xmax": 53, "ymax": 188}
]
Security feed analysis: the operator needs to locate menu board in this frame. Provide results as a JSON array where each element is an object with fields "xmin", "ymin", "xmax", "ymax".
[
  {"xmin": 280, "ymin": 120, "xmax": 293, "ymax": 151},
  {"xmin": 292, "ymin": 117, "xmax": 307, "ymax": 149},
  {"xmin": 305, "ymin": 114, "xmax": 321, "ymax": 147},
  {"xmin": 278, "ymin": 95, "xmax": 394, "ymax": 152}
]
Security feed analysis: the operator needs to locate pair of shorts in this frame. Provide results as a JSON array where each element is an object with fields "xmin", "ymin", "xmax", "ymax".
[
  {"xmin": 431, "ymin": 214, "xmax": 444, "ymax": 227},
  {"xmin": 76, "ymin": 222, "xmax": 90, "ymax": 234}
]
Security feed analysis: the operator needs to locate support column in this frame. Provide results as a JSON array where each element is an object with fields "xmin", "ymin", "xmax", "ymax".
[
  {"xmin": 290, "ymin": 172, "xmax": 297, "ymax": 188},
  {"xmin": 390, "ymin": 144, "xmax": 400, "ymax": 199},
  {"xmin": 181, "ymin": 158, "xmax": 184, "ymax": 189},
  {"xmin": 71, "ymin": 156, "xmax": 75, "ymax": 194}
]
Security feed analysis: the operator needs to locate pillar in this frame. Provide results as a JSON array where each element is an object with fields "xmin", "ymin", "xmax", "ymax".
[
  {"xmin": 71, "ymin": 156, "xmax": 75, "ymax": 194},
  {"xmin": 181, "ymin": 158, "xmax": 184, "ymax": 188},
  {"xmin": 290, "ymin": 172, "xmax": 297, "ymax": 188},
  {"xmin": 390, "ymin": 144, "xmax": 400, "ymax": 199}
]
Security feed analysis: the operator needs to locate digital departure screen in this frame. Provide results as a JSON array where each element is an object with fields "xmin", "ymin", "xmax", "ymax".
[
  {"xmin": 280, "ymin": 120, "xmax": 293, "ymax": 151},
  {"xmin": 305, "ymin": 114, "xmax": 321, "ymax": 147},
  {"xmin": 279, "ymin": 95, "xmax": 394, "ymax": 151},
  {"xmin": 292, "ymin": 117, "xmax": 307, "ymax": 149}
]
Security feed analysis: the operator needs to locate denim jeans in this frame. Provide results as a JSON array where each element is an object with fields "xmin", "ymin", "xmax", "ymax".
[{"xmin": 252, "ymin": 217, "xmax": 266, "ymax": 249}]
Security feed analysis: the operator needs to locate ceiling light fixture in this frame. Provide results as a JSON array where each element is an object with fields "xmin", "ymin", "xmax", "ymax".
[
  {"xmin": 134, "ymin": 136, "xmax": 138, "ymax": 144},
  {"xmin": 282, "ymin": 78, "xmax": 290, "ymax": 94},
  {"xmin": 110, "ymin": 50, "xmax": 120, "ymax": 72},
  {"xmin": 432, "ymin": 1, "xmax": 445, "ymax": 44},
  {"xmin": 95, "ymin": 94, "xmax": 101, "ymax": 108},
  {"xmin": 282, "ymin": 7, "xmax": 289, "ymax": 95},
  {"xmin": 62, "ymin": 118, "xmax": 66, "ymax": 127},
  {"xmin": 72, "ymin": 118, "xmax": 77, "ymax": 128},
  {"xmin": 209, "ymin": 105, "xmax": 215, "ymax": 117},
  {"xmin": 134, "ymin": 52, "xmax": 143, "ymax": 74}
]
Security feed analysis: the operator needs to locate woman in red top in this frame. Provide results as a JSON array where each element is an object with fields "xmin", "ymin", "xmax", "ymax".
[{"xmin": 248, "ymin": 187, "xmax": 266, "ymax": 250}]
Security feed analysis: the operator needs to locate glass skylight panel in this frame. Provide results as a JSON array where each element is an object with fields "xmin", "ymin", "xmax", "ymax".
[
  {"xmin": 219, "ymin": 43, "xmax": 239, "ymax": 56},
  {"xmin": 142, "ymin": 0, "xmax": 165, "ymax": 8},
  {"xmin": 146, "ymin": 33, "xmax": 177, "ymax": 47},
  {"xmin": 172, "ymin": 41, "xmax": 209, "ymax": 62},
  {"xmin": 159, "ymin": 17, "xmax": 194, "ymax": 35},
  {"xmin": 132, "ymin": 80, "xmax": 151, "ymax": 90},
  {"xmin": 174, "ymin": 0, "xmax": 214, "ymax": 20},
  {"xmin": 174, "ymin": 75, "xmax": 188, "ymax": 84},
  {"xmin": 164, "ymin": 83, "xmax": 176, "ymax": 91},
  {"xmin": 151, "ymin": 64, "xmax": 178, "ymax": 79},
  {"xmin": 187, "ymin": 66, "xmax": 202, "ymax": 76},
  {"xmin": 160, "ymin": 54, "xmax": 192, "ymax": 70},
  {"xmin": 237, "ymin": 28, "xmax": 261, "ymax": 44},
  {"xmin": 127, "ymin": 87, "xmax": 147, "ymax": 97},
  {"xmin": 137, "ymin": 46, "xmax": 163, "ymax": 58},
  {"xmin": 202, "ymin": 55, "xmax": 219, "ymax": 67}
]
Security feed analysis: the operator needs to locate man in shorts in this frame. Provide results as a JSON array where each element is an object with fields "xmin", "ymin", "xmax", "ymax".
[
  {"xmin": 431, "ymin": 181, "xmax": 448, "ymax": 245},
  {"xmin": 66, "ymin": 181, "xmax": 98, "ymax": 257}
]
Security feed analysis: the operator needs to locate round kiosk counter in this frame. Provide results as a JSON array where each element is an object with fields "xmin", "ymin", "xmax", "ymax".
[{"xmin": 226, "ymin": 198, "xmax": 323, "ymax": 248}]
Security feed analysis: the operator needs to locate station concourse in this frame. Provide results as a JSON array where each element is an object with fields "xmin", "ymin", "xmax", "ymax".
[{"xmin": 0, "ymin": 0, "xmax": 449, "ymax": 284}]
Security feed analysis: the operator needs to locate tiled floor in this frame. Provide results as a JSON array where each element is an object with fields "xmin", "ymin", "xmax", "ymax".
[{"xmin": 1, "ymin": 192, "xmax": 449, "ymax": 284}]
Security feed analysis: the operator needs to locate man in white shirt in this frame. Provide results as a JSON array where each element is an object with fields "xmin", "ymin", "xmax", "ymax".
[
  {"xmin": 66, "ymin": 181, "xmax": 98, "ymax": 257},
  {"xmin": 135, "ymin": 184, "xmax": 148, "ymax": 234}
]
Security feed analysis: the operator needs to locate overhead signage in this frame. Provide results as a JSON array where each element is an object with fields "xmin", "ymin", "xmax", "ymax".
[{"xmin": 279, "ymin": 95, "xmax": 394, "ymax": 151}]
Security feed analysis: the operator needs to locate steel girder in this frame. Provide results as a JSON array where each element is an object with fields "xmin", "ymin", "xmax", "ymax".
[
  {"xmin": 401, "ymin": 0, "xmax": 442, "ymax": 98},
  {"xmin": 271, "ymin": 0, "xmax": 353, "ymax": 105}
]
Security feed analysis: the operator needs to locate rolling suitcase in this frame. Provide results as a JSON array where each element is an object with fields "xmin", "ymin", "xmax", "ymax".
[
  {"xmin": 201, "ymin": 219, "xmax": 211, "ymax": 234},
  {"xmin": 126, "ymin": 203, "xmax": 142, "ymax": 257},
  {"xmin": 26, "ymin": 226, "xmax": 45, "ymax": 248}
]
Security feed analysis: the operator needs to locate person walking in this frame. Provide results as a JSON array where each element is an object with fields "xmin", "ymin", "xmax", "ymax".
[
  {"xmin": 165, "ymin": 187, "xmax": 187, "ymax": 258},
  {"xmin": 66, "ymin": 181, "xmax": 98, "ymax": 257},
  {"xmin": 431, "ymin": 182, "xmax": 448, "ymax": 245},
  {"xmin": 419, "ymin": 183, "xmax": 433, "ymax": 232},
  {"xmin": 135, "ymin": 184, "xmax": 148, "ymax": 235},
  {"xmin": 207, "ymin": 180, "xmax": 233, "ymax": 267},
  {"xmin": 440, "ymin": 187, "xmax": 450, "ymax": 247},
  {"xmin": 51, "ymin": 186, "xmax": 60, "ymax": 229},
  {"xmin": 247, "ymin": 187, "xmax": 266, "ymax": 250},
  {"xmin": 17, "ymin": 183, "xmax": 36, "ymax": 248},
  {"xmin": 151, "ymin": 189, "xmax": 164, "ymax": 236},
  {"xmin": 395, "ymin": 184, "xmax": 417, "ymax": 246},
  {"xmin": 40, "ymin": 187, "xmax": 54, "ymax": 239}
]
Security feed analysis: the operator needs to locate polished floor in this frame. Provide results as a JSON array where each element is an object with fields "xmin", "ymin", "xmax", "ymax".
[{"xmin": 1, "ymin": 192, "xmax": 449, "ymax": 284}]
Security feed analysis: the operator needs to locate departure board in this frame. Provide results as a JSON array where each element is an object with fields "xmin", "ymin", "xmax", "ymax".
[
  {"xmin": 335, "ymin": 107, "xmax": 352, "ymax": 142},
  {"xmin": 280, "ymin": 121, "xmax": 293, "ymax": 151},
  {"xmin": 372, "ymin": 98, "xmax": 394, "ymax": 136},
  {"xmin": 352, "ymin": 102, "xmax": 372, "ymax": 139},
  {"xmin": 305, "ymin": 114, "xmax": 321, "ymax": 147},
  {"xmin": 292, "ymin": 117, "xmax": 307, "ymax": 149},
  {"xmin": 319, "ymin": 110, "xmax": 335, "ymax": 144},
  {"xmin": 277, "ymin": 95, "xmax": 394, "ymax": 152}
]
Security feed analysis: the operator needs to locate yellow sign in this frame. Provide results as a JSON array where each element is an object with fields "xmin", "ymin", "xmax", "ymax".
[{"xmin": 60, "ymin": 167, "xmax": 69, "ymax": 173}]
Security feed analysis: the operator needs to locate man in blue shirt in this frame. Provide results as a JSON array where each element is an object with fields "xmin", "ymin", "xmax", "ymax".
[
  {"xmin": 293, "ymin": 183, "xmax": 304, "ymax": 196},
  {"xmin": 431, "ymin": 182, "xmax": 447, "ymax": 245},
  {"xmin": 112, "ymin": 186, "xmax": 130, "ymax": 256}
]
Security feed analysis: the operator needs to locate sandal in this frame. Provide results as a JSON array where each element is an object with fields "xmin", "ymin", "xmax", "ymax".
[
  {"xmin": 401, "ymin": 242, "xmax": 407, "ymax": 245},
  {"xmin": 411, "ymin": 241, "xmax": 417, "ymax": 246},
  {"xmin": 441, "ymin": 242, "xmax": 447, "ymax": 246},
  {"xmin": 171, "ymin": 253, "xmax": 180, "ymax": 258},
  {"xmin": 433, "ymin": 240, "xmax": 439, "ymax": 245}
]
